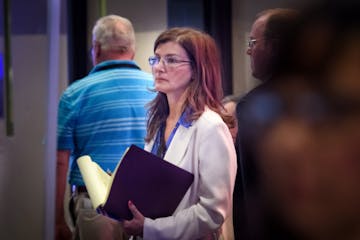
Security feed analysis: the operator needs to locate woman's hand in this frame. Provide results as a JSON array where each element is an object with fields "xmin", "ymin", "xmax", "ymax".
[{"xmin": 122, "ymin": 200, "xmax": 145, "ymax": 237}]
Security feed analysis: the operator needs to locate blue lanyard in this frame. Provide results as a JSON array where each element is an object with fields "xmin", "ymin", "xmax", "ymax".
[
  {"xmin": 166, "ymin": 121, "xmax": 181, "ymax": 148},
  {"xmin": 151, "ymin": 110, "xmax": 191, "ymax": 157},
  {"xmin": 151, "ymin": 122, "xmax": 179, "ymax": 158}
]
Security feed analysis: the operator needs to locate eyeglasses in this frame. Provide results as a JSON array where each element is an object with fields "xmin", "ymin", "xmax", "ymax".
[
  {"xmin": 148, "ymin": 55, "xmax": 191, "ymax": 68},
  {"xmin": 247, "ymin": 39, "xmax": 257, "ymax": 49}
]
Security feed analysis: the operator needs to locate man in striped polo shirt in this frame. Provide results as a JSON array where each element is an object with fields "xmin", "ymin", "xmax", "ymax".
[{"xmin": 56, "ymin": 15, "xmax": 155, "ymax": 240}]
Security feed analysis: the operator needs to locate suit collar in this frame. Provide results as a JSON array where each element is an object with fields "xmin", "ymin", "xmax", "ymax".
[{"xmin": 164, "ymin": 123, "xmax": 195, "ymax": 166}]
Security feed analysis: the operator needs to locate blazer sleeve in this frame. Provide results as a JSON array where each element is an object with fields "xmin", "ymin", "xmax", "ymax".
[{"xmin": 143, "ymin": 117, "xmax": 237, "ymax": 239}]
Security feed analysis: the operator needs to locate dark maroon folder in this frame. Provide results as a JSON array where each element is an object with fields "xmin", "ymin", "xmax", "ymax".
[{"xmin": 98, "ymin": 144, "xmax": 194, "ymax": 221}]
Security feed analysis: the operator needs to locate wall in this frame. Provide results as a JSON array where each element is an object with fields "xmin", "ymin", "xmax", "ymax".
[
  {"xmin": 0, "ymin": 34, "xmax": 68, "ymax": 240},
  {"xmin": 0, "ymin": 0, "xmax": 66, "ymax": 238}
]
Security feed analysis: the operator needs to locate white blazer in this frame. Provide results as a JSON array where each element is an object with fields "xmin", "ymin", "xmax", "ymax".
[{"xmin": 143, "ymin": 108, "xmax": 237, "ymax": 240}]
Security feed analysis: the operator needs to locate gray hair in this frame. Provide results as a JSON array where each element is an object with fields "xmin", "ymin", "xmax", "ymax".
[{"xmin": 92, "ymin": 15, "xmax": 135, "ymax": 54}]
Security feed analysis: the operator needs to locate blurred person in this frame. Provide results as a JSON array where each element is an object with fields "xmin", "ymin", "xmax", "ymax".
[
  {"xmin": 121, "ymin": 27, "xmax": 237, "ymax": 240},
  {"xmin": 243, "ymin": 1, "xmax": 360, "ymax": 239},
  {"xmin": 246, "ymin": 8, "xmax": 299, "ymax": 82},
  {"xmin": 255, "ymin": 1, "xmax": 360, "ymax": 239},
  {"xmin": 233, "ymin": 8, "xmax": 300, "ymax": 239},
  {"xmin": 255, "ymin": 80, "xmax": 360, "ymax": 240},
  {"xmin": 56, "ymin": 15, "xmax": 155, "ymax": 240}
]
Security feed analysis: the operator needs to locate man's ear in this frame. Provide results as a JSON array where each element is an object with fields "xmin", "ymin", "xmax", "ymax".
[
  {"xmin": 94, "ymin": 42, "xmax": 101, "ymax": 59},
  {"xmin": 270, "ymin": 38, "xmax": 280, "ymax": 52},
  {"xmin": 268, "ymin": 38, "xmax": 281, "ymax": 61}
]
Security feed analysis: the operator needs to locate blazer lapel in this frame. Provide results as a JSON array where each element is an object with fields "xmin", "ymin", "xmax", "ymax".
[
  {"xmin": 164, "ymin": 124, "xmax": 195, "ymax": 166},
  {"xmin": 144, "ymin": 138, "xmax": 154, "ymax": 152}
]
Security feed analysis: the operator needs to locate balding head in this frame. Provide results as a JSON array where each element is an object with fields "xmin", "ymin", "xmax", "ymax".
[
  {"xmin": 247, "ymin": 8, "xmax": 299, "ymax": 82},
  {"xmin": 91, "ymin": 15, "xmax": 136, "ymax": 65}
]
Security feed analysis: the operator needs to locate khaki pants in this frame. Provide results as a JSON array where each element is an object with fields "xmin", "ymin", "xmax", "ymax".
[{"xmin": 71, "ymin": 192, "xmax": 128, "ymax": 240}]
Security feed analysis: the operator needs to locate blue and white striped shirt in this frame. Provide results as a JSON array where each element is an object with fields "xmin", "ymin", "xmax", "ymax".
[{"xmin": 57, "ymin": 60, "xmax": 155, "ymax": 186}]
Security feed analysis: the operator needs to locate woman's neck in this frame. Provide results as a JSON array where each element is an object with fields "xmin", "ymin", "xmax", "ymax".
[{"xmin": 167, "ymin": 90, "xmax": 188, "ymax": 121}]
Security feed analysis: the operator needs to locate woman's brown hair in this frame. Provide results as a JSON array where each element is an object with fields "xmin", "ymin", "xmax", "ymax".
[{"xmin": 145, "ymin": 27, "xmax": 233, "ymax": 142}]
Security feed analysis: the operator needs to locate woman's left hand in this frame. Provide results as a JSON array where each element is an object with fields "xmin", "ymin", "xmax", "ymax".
[{"xmin": 122, "ymin": 200, "xmax": 145, "ymax": 237}]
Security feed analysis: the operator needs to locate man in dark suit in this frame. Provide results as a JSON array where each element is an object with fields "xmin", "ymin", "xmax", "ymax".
[{"xmin": 233, "ymin": 8, "xmax": 300, "ymax": 239}]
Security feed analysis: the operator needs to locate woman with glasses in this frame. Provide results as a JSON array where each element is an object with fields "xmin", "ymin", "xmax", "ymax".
[{"xmin": 121, "ymin": 27, "xmax": 237, "ymax": 239}]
